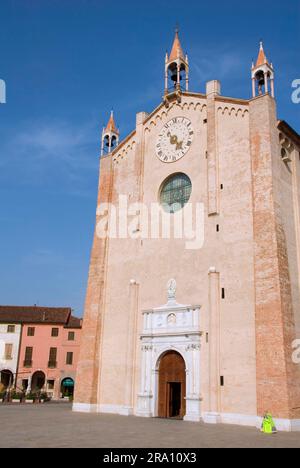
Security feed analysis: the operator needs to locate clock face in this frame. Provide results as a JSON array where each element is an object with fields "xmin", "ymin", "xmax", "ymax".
[{"xmin": 156, "ymin": 117, "xmax": 194, "ymax": 163}]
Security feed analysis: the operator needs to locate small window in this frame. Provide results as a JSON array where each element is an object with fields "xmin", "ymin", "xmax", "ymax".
[
  {"xmin": 51, "ymin": 328, "xmax": 59, "ymax": 337},
  {"xmin": 68, "ymin": 331, "xmax": 75, "ymax": 341},
  {"xmin": 66, "ymin": 352, "xmax": 73, "ymax": 365},
  {"xmin": 27, "ymin": 327, "xmax": 35, "ymax": 337},
  {"xmin": 7, "ymin": 325, "xmax": 15, "ymax": 333},
  {"xmin": 22, "ymin": 379, "xmax": 28, "ymax": 390},
  {"xmin": 47, "ymin": 380, "xmax": 55, "ymax": 390},
  {"xmin": 4, "ymin": 343, "xmax": 13, "ymax": 360},
  {"xmin": 48, "ymin": 348, "xmax": 57, "ymax": 368},
  {"xmin": 220, "ymin": 376, "xmax": 224, "ymax": 387},
  {"xmin": 221, "ymin": 288, "xmax": 225, "ymax": 299},
  {"xmin": 24, "ymin": 347, "xmax": 33, "ymax": 367}
]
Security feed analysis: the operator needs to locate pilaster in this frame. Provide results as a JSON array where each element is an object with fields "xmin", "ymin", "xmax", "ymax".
[
  {"xmin": 207, "ymin": 267, "xmax": 221, "ymax": 422},
  {"xmin": 206, "ymin": 81, "xmax": 221, "ymax": 215},
  {"xmin": 249, "ymin": 94, "xmax": 300, "ymax": 419}
]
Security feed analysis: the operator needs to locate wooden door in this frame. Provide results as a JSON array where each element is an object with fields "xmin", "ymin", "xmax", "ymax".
[{"xmin": 158, "ymin": 351, "xmax": 186, "ymax": 418}]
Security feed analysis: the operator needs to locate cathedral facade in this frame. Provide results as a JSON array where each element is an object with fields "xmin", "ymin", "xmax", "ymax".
[{"xmin": 73, "ymin": 32, "xmax": 300, "ymax": 431}]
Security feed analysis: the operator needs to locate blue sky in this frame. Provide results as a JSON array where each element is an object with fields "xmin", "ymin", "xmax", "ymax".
[{"xmin": 0, "ymin": 0, "xmax": 299, "ymax": 316}]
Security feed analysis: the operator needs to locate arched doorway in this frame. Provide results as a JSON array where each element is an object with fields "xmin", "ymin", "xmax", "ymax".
[
  {"xmin": 158, "ymin": 351, "xmax": 186, "ymax": 419},
  {"xmin": 60, "ymin": 378, "xmax": 74, "ymax": 397},
  {"xmin": 0, "ymin": 369, "xmax": 13, "ymax": 391},
  {"xmin": 31, "ymin": 371, "xmax": 45, "ymax": 392}
]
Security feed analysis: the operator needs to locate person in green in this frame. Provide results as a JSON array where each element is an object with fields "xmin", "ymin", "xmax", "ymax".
[{"xmin": 261, "ymin": 412, "xmax": 277, "ymax": 434}]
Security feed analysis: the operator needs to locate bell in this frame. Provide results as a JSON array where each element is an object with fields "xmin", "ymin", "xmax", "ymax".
[
  {"xmin": 256, "ymin": 72, "xmax": 265, "ymax": 87},
  {"xmin": 258, "ymin": 76, "xmax": 265, "ymax": 87},
  {"xmin": 170, "ymin": 69, "xmax": 177, "ymax": 82}
]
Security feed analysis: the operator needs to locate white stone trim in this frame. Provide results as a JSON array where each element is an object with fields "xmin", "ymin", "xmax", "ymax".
[
  {"xmin": 99, "ymin": 404, "xmax": 127, "ymax": 415},
  {"xmin": 202, "ymin": 412, "xmax": 300, "ymax": 432},
  {"xmin": 291, "ymin": 420, "xmax": 300, "ymax": 432},
  {"xmin": 137, "ymin": 300, "xmax": 202, "ymax": 421},
  {"xmin": 73, "ymin": 403, "xmax": 136, "ymax": 416},
  {"xmin": 119, "ymin": 406, "xmax": 134, "ymax": 416},
  {"xmin": 73, "ymin": 404, "xmax": 300, "ymax": 432},
  {"xmin": 272, "ymin": 418, "xmax": 300, "ymax": 432},
  {"xmin": 72, "ymin": 403, "xmax": 99, "ymax": 413},
  {"xmin": 220, "ymin": 412, "xmax": 260, "ymax": 428},
  {"xmin": 202, "ymin": 412, "xmax": 222, "ymax": 424}
]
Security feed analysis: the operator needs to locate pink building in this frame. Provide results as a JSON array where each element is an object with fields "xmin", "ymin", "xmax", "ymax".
[{"xmin": 0, "ymin": 306, "xmax": 82, "ymax": 399}]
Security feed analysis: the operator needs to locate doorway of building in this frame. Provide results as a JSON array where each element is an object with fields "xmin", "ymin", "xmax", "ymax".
[
  {"xmin": 158, "ymin": 351, "xmax": 186, "ymax": 419},
  {"xmin": 60, "ymin": 378, "xmax": 74, "ymax": 397},
  {"xmin": 0, "ymin": 369, "xmax": 13, "ymax": 391},
  {"xmin": 31, "ymin": 371, "xmax": 46, "ymax": 392}
]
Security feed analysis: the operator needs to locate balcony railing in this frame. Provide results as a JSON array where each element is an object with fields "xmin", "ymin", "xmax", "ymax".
[
  {"xmin": 48, "ymin": 361, "xmax": 57, "ymax": 369},
  {"xmin": 23, "ymin": 360, "xmax": 32, "ymax": 368}
]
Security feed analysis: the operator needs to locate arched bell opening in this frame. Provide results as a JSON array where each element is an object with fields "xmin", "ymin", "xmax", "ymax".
[
  {"xmin": 102, "ymin": 134, "xmax": 111, "ymax": 155},
  {"xmin": 167, "ymin": 62, "xmax": 187, "ymax": 93},
  {"xmin": 101, "ymin": 111, "xmax": 120, "ymax": 157},
  {"xmin": 111, "ymin": 135, "xmax": 118, "ymax": 152},
  {"xmin": 255, "ymin": 70, "xmax": 266, "ymax": 96}
]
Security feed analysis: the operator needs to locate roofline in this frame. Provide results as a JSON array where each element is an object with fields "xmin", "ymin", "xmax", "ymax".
[
  {"xmin": 0, "ymin": 318, "xmax": 82, "ymax": 327},
  {"xmin": 110, "ymin": 129, "xmax": 136, "ymax": 157},
  {"xmin": 0, "ymin": 320, "xmax": 70, "ymax": 325},
  {"xmin": 64, "ymin": 326, "xmax": 82, "ymax": 329},
  {"xmin": 0, "ymin": 305, "xmax": 81, "ymax": 327},
  {"xmin": 181, "ymin": 91, "xmax": 206, "ymax": 99},
  {"xmin": 0, "ymin": 305, "xmax": 71, "ymax": 311},
  {"xmin": 215, "ymin": 96, "xmax": 249, "ymax": 105},
  {"xmin": 108, "ymin": 92, "xmax": 252, "ymax": 156},
  {"xmin": 143, "ymin": 101, "xmax": 164, "ymax": 124},
  {"xmin": 105, "ymin": 100, "xmax": 300, "ymax": 159}
]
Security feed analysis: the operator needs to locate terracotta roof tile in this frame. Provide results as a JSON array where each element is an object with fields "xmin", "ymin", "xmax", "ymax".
[
  {"xmin": 256, "ymin": 42, "xmax": 268, "ymax": 67},
  {"xmin": 169, "ymin": 30, "xmax": 185, "ymax": 62},
  {"xmin": 105, "ymin": 111, "xmax": 119, "ymax": 134},
  {"xmin": 64, "ymin": 315, "xmax": 82, "ymax": 329},
  {"xmin": 0, "ymin": 306, "xmax": 71, "ymax": 325}
]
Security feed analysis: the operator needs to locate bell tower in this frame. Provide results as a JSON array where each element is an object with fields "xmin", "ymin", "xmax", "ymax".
[
  {"xmin": 164, "ymin": 29, "xmax": 189, "ymax": 94},
  {"xmin": 251, "ymin": 41, "xmax": 275, "ymax": 98},
  {"xmin": 101, "ymin": 111, "xmax": 119, "ymax": 156}
]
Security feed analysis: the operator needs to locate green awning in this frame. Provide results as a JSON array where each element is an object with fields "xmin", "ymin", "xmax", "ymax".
[{"xmin": 62, "ymin": 379, "xmax": 74, "ymax": 387}]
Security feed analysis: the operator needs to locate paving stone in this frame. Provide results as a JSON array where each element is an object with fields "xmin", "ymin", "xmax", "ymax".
[{"xmin": 0, "ymin": 403, "xmax": 299, "ymax": 448}]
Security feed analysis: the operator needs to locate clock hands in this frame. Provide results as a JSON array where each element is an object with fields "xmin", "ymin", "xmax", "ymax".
[
  {"xmin": 167, "ymin": 132, "xmax": 183, "ymax": 151},
  {"xmin": 156, "ymin": 118, "xmax": 193, "ymax": 163}
]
